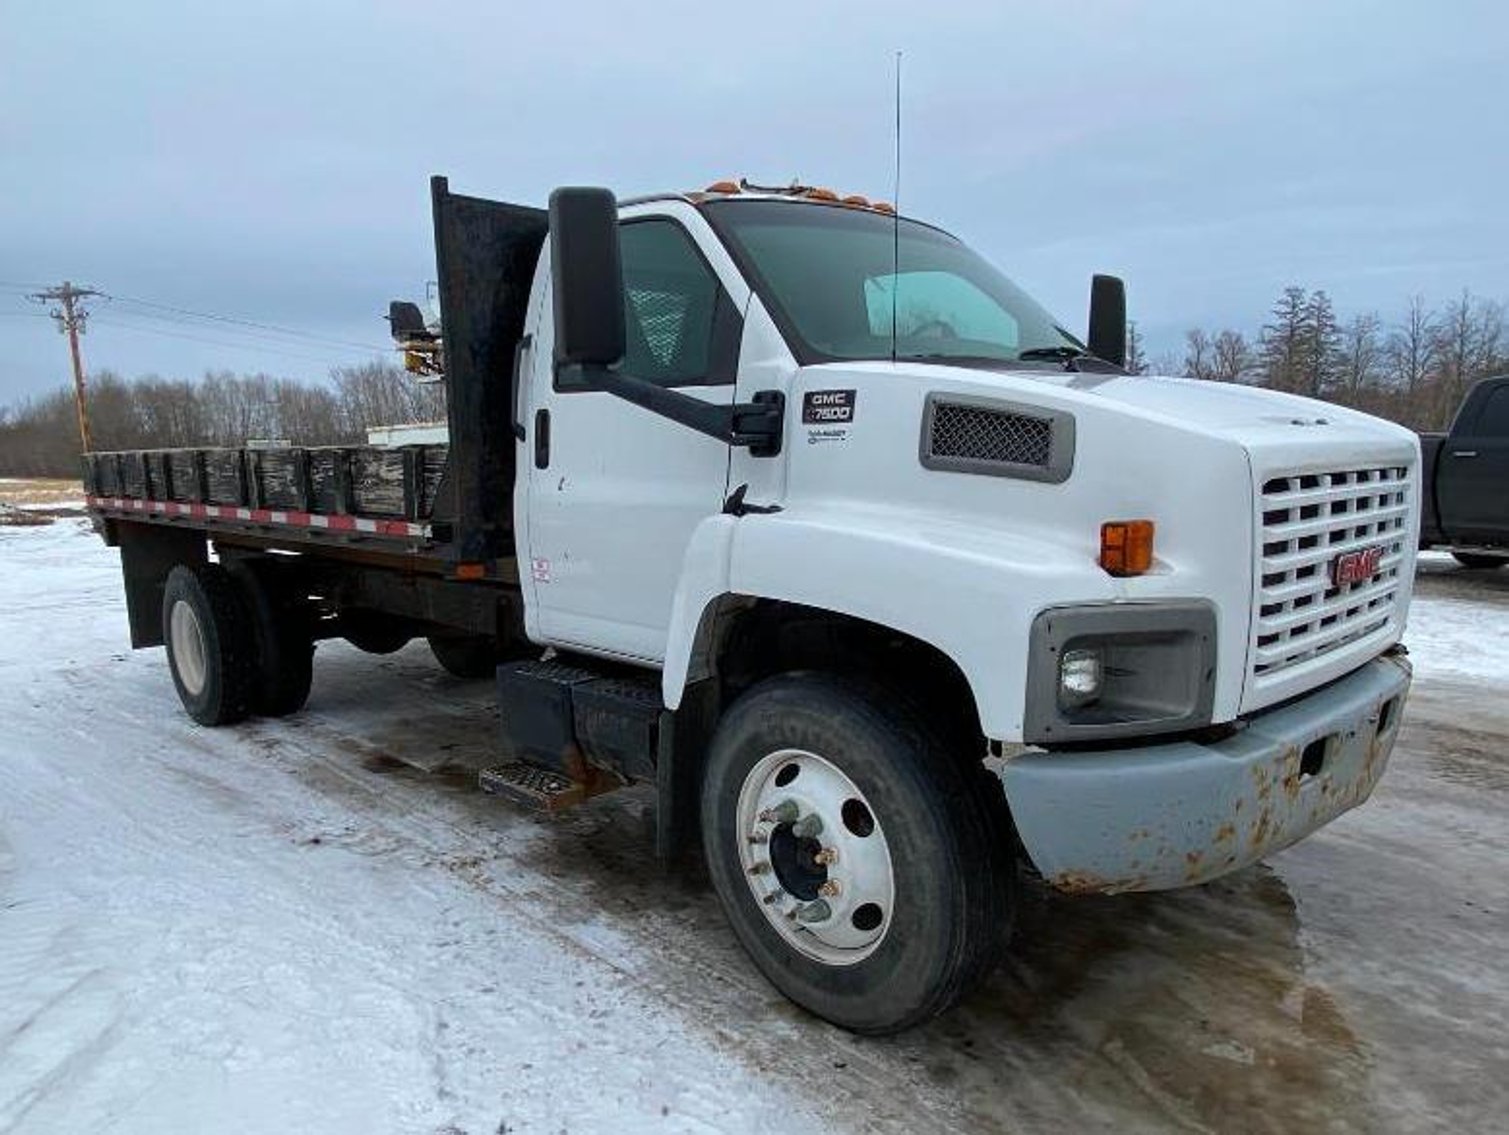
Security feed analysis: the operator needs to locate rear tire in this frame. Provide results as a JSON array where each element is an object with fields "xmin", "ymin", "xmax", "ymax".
[
  {"xmin": 342, "ymin": 612, "xmax": 411, "ymax": 655},
  {"xmin": 700, "ymin": 672, "xmax": 1015, "ymax": 1034},
  {"xmin": 427, "ymin": 634, "xmax": 501, "ymax": 679},
  {"xmin": 228, "ymin": 559, "xmax": 314, "ymax": 717},
  {"xmin": 162, "ymin": 563, "xmax": 256, "ymax": 726},
  {"xmin": 1452, "ymin": 552, "xmax": 1507, "ymax": 570}
]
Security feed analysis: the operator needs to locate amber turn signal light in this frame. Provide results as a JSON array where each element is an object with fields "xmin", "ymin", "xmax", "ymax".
[{"xmin": 1100, "ymin": 520, "xmax": 1155, "ymax": 576}]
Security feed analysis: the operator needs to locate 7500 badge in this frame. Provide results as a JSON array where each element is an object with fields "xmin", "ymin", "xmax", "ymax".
[{"xmin": 802, "ymin": 389, "xmax": 857, "ymax": 424}]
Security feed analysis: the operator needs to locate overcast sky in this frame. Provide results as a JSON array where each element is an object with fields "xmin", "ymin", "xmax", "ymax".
[{"xmin": 3, "ymin": 0, "xmax": 1505, "ymax": 403}]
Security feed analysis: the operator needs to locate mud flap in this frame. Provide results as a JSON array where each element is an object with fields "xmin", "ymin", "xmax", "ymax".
[{"xmin": 117, "ymin": 522, "xmax": 207, "ymax": 648}]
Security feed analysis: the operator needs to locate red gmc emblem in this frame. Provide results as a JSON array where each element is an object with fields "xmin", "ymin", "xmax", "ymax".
[{"xmin": 1331, "ymin": 545, "xmax": 1385, "ymax": 586}]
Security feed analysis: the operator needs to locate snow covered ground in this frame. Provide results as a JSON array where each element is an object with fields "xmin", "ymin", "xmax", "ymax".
[{"xmin": 3, "ymin": 511, "xmax": 1507, "ymax": 1133}]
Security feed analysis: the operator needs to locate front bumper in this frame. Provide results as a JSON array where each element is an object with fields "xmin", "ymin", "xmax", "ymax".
[{"xmin": 997, "ymin": 651, "xmax": 1411, "ymax": 894}]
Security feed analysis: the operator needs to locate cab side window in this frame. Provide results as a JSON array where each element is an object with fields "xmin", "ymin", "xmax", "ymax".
[{"xmin": 615, "ymin": 220, "xmax": 740, "ymax": 387}]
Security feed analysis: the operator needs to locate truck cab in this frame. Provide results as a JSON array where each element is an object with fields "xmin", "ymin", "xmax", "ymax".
[{"xmin": 496, "ymin": 180, "xmax": 1418, "ymax": 1027}]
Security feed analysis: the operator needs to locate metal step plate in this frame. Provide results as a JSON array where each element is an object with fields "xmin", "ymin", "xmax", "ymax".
[{"xmin": 478, "ymin": 760, "xmax": 628, "ymax": 814}]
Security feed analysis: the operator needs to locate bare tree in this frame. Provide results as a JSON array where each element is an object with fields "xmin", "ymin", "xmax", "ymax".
[
  {"xmin": 1338, "ymin": 312, "xmax": 1383, "ymax": 405},
  {"xmin": 330, "ymin": 361, "xmax": 445, "ymax": 436},
  {"xmin": 1429, "ymin": 290, "xmax": 1505, "ymax": 428},
  {"xmin": 1385, "ymin": 293, "xmax": 1437, "ymax": 420},
  {"xmin": 1124, "ymin": 320, "xmax": 1148, "ymax": 375},
  {"xmin": 1183, "ymin": 329, "xmax": 1214, "ymax": 380},
  {"xmin": 1210, "ymin": 330, "xmax": 1253, "ymax": 383}
]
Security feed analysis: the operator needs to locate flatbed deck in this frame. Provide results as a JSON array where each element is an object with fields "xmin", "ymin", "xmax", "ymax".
[{"xmin": 83, "ymin": 443, "xmax": 450, "ymax": 553}]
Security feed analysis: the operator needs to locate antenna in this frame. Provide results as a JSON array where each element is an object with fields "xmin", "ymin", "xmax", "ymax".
[{"xmin": 890, "ymin": 50, "xmax": 902, "ymax": 364}]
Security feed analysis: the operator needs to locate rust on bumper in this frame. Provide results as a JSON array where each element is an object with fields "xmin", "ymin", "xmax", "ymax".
[{"xmin": 997, "ymin": 652, "xmax": 1412, "ymax": 895}]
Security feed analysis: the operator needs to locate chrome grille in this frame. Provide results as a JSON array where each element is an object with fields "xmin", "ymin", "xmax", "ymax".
[{"xmin": 1252, "ymin": 465, "xmax": 1411, "ymax": 683}]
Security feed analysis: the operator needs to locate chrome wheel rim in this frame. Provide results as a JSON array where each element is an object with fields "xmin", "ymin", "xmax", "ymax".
[
  {"xmin": 736, "ymin": 748, "xmax": 896, "ymax": 966},
  {"xmin": 169, "ymin": 600, "xmax": 208, "ymax": 696}
]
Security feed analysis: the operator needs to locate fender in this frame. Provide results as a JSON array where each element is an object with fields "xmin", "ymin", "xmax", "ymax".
[{"xmin": 661, "ymin": 507, "xmax": 1117, "ymax": 739}]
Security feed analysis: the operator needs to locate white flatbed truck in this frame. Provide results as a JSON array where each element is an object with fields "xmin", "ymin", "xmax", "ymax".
[{"xmin": 84, "ymin": 177, "xmax": 1419, "ymax": 1033}]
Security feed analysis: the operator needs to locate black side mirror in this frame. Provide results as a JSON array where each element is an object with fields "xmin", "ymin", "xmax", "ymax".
[
  {"xmin": 1087, "ymin": 274, "xmax": 1127, "ymax": 368},
  {"xmin": 548, "ymin": 187, "xmax": 626, "ymax": 369}
]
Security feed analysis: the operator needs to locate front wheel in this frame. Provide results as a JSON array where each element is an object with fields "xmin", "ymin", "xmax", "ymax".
[
  {"xmin": 427, "ymin": 634, "xmax": 501, "ymax": 679},
  {"xmin": 700, "ymin": 673, "xmax": 1015, "ymax": 1034}
]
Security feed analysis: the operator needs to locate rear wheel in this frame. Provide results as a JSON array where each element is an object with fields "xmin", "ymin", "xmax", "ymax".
[
  {"xmin": 427, "ymin": 634, "xmax": 501, "ymax": 679},
  {"xmin": 162, "ymin": 563, "xmax": 256, "ymax": 726},
  {"xmin": 228, "ymin": 559, "xmax": 314, "ymax": 717},
  {"xmin": 341, "ymin": 611, "xmax": 411, "ymax": 655},
  {"xmin": 1452, "ymin": 552, "xmax": 1507, "ymax": 570},
  {"xmin": 700, "ymin": 672, "xmax": 1015, "ymax": 1034}
]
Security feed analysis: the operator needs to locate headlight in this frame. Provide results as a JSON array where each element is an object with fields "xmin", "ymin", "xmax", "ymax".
[
  {"xmin": 1058, "ymin": 648, "xmax": 1104, "ymax": 705},
  {"xmin": 1026, "ymin": 602, "xmax": 1217, "ymax": 743}
]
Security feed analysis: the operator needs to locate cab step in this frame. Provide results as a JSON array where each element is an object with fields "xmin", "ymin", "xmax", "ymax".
[
  {"xmin": 497, "ymin": 657, "xmax": 665, "ymax": 784},
  {"xmin": 479, "ymin": 760, "xmax": 615, "ymax": 813}
]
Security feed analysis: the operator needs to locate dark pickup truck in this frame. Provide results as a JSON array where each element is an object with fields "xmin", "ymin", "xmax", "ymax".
[{"xmin": 1420, "ymin": 375, "xmax": 1509, "ymax": 568}]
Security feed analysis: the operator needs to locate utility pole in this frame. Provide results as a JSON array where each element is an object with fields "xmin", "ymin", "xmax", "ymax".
[{"xmin": 31, "ymin": 281, "xmax": 102, "ymax": 452}]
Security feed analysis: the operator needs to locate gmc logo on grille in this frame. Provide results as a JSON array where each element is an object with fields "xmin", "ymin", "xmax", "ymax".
[{"xmin": 1331, "ymin": 545, "xmax": 1385, "ymax": 586}]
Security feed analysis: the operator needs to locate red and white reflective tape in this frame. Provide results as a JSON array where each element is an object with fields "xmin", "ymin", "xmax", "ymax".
[{"xmin": 85, "ymin": 495, "xmax": 430, "ymax": 540}]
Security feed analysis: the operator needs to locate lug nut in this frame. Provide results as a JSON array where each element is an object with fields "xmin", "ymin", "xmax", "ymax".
[
  {"xmin": 796, "ymin": 899, "xmax": 832, "ymax": 923},
  {"xmin": 813, "ymin": 847, "xmax": 839, "ymax": 866},
  {"xmin": 759, "ymin": 800, "xmax": 800, "ymax": 825},
  {"xmin": 762, "ymin": 891, "xmax": 782, "ymax": 906},
  {"xmin": 747, "ymin": 861, "xmax": 770, "ymax": 876},
  {"xmin": 747, "ymin": 832, "xmax": 768, "ymax": 845},
  {"xmin": 818, "ymin": 880, "xmax": 842, "ymax": 899}
]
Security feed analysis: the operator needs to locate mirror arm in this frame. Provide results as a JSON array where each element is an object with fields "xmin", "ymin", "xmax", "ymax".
[{"xmin": 576, "ymin": 366, "xmax": 784, "ymax": 457}]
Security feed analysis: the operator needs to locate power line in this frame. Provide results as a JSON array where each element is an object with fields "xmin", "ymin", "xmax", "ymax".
[
  {"xmin": 87, "ymin": 315, "xmax": 369, "ymax": 366},
  {"xmin": 94, "ymin": 303, "xmax": 382, "ymax": 357},
  {"xmin": 106, "ymin": 292, "xmax": 391, "ymax": 354}
]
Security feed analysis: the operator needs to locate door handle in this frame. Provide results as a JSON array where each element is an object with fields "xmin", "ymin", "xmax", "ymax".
[
  {"xmin": 1451, "ymin": 450, "xmax": 1479, "ymax": 459},
  {"xmin": 534, "ymin": 408, "xmax": 551, "ymax": 469}
]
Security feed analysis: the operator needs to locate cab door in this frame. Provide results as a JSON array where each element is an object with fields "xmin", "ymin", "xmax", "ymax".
[{"xmin": 522, "ymin": 206, "xmax": 747, "ymax": 662}]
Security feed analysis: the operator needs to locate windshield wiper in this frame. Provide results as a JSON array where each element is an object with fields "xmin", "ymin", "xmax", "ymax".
[
  {"xmin": 1017, "ymin": 346, "xmax": 1089, "ymax": 364},
  {"xmin": 1016, "ymin": 345, "xmax": 1130, "ymax": 374}
]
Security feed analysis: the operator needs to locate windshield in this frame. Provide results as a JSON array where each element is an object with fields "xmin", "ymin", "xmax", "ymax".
[{"xmin": 701, "ymin": 198, "xmax": 1082, "ymax": 366}]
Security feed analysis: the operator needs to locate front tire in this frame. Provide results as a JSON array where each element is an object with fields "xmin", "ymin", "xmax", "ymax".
[
  {"xmin": 700, "ymin": 673, "xmax": 1014, "ymax": 1034},
  {"xmin": 162, "ymin": 563, "xmax": 256, "ymax": 726},
  {"xmin": 427, "ymin": 634, "xmax": 501, "ymax": 679}
]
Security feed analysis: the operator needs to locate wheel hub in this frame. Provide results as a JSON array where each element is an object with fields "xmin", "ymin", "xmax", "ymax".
[
  {"xmin": 169, "ymin": 599, "xmax": 208, "ymax": 697},
  {"xmin": 767, "ymin": 823, "xmax": 828, "ymax": 901},
  {"xmin": 736, "ymin": 748, "xmax": 896, "ymax": 966}
]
